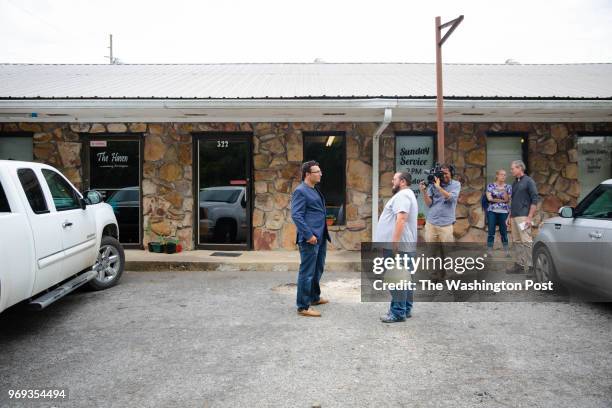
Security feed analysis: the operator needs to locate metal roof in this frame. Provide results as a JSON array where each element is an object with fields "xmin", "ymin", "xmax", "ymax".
[{"xmin": 1, "ymin": 63, "xmax": 611, "ymax": 100}]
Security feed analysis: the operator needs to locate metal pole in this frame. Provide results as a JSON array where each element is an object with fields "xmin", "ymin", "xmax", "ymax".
[
  {"xmin": 109, "ymin": 34, "xmax": 113, "ymax": 64},
  {"xmin": 435, "ymin": 16, "xmax": 444, "ymax": 164}
]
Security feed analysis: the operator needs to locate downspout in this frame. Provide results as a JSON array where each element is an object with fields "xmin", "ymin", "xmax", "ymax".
[{"xmin": 371, "ymin": 108, "xmax": 393, "ymax": 240}]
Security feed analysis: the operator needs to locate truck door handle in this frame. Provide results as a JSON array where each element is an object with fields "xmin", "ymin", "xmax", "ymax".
[
  {"xmin": 62, "ymin": 221, "xmax": 73, "ymax": 228},
  {"xmin": 589, "ymin": 231, "xmax": 602, "ymax": 239}
]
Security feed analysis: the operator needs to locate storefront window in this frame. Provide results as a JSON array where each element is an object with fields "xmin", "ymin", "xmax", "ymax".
[
  {"xmin": 577, "ymin": 135, "xmax": 612, "ymax": 201},
  {"xmin": 303, "ymin": 132, "xmax": 346, "ymax": 225},
  {"xmin": 395, "ymin": 134, "xmax": 435, "ymax": 215},
  {"xmin": 486, "ymin": 135, "xmax": 527, "ymax": 185},
  {"xmin": 0, "ymin": 134, "xmax": 33, "ymax": 161},
  {"xmin": 88, "ymin": 139, "xmax": 141, "ymax": 244}
]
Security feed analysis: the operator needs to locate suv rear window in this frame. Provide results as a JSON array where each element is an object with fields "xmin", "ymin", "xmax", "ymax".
[
  {"xmin": 17, "ymin": 168, "xmax": 49, "ymax": 214},
  {"xmin": 0, "ymin": 179, "xmax": 10, "ymax": 212}
]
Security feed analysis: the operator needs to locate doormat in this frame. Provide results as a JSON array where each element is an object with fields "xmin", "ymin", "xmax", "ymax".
[{"xmin": 210, "ymin": 252, "xmax": 242, "ymax": 257}]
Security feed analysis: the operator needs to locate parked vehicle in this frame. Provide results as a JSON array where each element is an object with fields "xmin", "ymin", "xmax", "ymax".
[
  {"xmin": 533, "ymin": 179, "xmax": 612, "ymax": 299},
  {"xmin": 199, "ymin": 186, "xmax": 247, "ymax": 243},
  {"xmin": 0, "ymin": 160, "xmax": 124, "ymax": 313}
]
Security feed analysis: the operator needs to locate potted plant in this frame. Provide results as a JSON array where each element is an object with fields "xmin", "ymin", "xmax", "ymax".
[
  {"xmin": 417, "ymin": 212, "xmax": 426, "ymax": 227},
  {"xmin": 145, "ymin": 223, "xmax": 167, "ymax": 253},
  {"xmin": 165, "ymin": 237, "xmax": 179, "ymax": 254},
  {"xmin": 149, "ymin": 235, "xmax": 166, "ymax": 253},
  {"xmin": 326, "ymin": 214, "xmax": 336, "ymax": 226}
]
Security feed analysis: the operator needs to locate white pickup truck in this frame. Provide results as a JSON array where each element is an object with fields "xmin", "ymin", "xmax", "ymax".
[{"xmin": 0, "ymin": 160, "xmax": 125, "ymax": 313}]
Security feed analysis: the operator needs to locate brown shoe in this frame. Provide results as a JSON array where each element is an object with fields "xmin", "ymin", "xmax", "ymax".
[
  {"xmin": 298, "ymin": 308, "xmax": 321, "ymax": 317},
  {"xmin": 311, "ymin": 298, "xmax": 329, "ymax": 306}
]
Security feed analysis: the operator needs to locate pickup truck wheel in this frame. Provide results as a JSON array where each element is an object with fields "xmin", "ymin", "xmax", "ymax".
[{"xmin": 88, "ymin": 236, "xmax": 125, "ymax": 291}]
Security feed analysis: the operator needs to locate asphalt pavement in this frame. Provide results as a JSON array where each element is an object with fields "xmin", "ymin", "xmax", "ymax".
[{"xmin": 1, "ymin": 270, "xmax": 611, "ymax": 407}]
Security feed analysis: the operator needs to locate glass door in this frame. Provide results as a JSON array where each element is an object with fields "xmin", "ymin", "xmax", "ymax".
[
  {"xmin": 196, "ymin": 133, "xmax": 252, "ymax": 249},
  {"xmin": 86, "ymin": 137, "xmax": 142, "ymax": 246}
]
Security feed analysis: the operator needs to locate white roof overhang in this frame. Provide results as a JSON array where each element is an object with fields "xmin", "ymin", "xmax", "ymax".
[{"xmin": 0, "ymin": 98, "xmax": 611, "ymax": 123}]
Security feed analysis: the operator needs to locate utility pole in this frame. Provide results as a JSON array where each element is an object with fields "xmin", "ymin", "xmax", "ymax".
[
  {"xmin": 106, "ymin": 34, "xmax": 115, "ymax": 64},
  {"xmin": 435, "ymin": 15, "xmax": 464, "ymax": 164}
]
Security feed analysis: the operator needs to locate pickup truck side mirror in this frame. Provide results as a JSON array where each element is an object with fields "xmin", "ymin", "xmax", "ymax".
[
  {"xmin": 559, "ymin": 206, "xmax": 575, "ymax": 218},
  {"xmin": 84, "ymin": 190, "xmax": 103, "ymax": 206}
]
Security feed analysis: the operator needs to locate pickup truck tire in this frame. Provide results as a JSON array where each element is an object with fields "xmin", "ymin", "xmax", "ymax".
[{"xmin": 88, "ymin": 235, "xmax": 125, "ymax": 291}]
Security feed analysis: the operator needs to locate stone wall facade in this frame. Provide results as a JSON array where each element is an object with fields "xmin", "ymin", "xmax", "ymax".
[
  {"xmin": 2, "ymin": 120, "xmax": 611, "ymax": 251},
  {"xmin": 380, "ymin": 122, "xmax": 612, "ymax": 242},
  {"xmin": 251, "ymin": 122, "xmax": 372, "ymax": 251}
]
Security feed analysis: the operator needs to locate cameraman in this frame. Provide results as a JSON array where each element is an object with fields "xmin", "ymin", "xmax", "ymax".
[{"xmin": 418, "ymin": 164, "xmax": 461, "ymax": 242}]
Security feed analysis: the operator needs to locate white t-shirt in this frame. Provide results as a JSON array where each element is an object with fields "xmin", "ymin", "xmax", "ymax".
[{"xmin": 374, "ymin": 188, "xmax": 418, "ymax": 251}]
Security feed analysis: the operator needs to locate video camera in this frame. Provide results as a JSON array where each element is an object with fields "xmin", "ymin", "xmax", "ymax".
[{"xmin": 423, "ymin": 163, "xmax": 455, "ymax": 186}]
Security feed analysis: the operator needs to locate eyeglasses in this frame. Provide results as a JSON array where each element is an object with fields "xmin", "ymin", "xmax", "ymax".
[{"xmin": 310, "ymin": 170, "xmax": 322, "ymax": 174}]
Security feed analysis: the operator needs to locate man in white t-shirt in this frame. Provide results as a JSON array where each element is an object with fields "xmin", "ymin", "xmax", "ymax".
[{"xmin": 374, "ymin": 171, "xmax": 418, "ymax": 323}]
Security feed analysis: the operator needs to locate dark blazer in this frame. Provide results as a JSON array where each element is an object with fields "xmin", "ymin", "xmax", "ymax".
[{"xmin": 290, "ymin": 182, "xmax": 331, "ymax": 244}]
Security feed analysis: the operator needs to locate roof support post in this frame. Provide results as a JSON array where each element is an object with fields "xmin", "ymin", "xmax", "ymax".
[{"xmin": 436, "ymin": 14, "xmax": 464, "ymax": 164}]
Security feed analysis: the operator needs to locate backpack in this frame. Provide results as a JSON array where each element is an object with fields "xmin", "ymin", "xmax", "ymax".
[{"xmin": 481, "ymin": 190, "xmax": 489, "ymax": 211}]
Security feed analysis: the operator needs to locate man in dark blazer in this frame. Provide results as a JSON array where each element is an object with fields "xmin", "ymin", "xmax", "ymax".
[{"xmin": 290, "ymin": 160, "xmax": 331, "ymax": 317}]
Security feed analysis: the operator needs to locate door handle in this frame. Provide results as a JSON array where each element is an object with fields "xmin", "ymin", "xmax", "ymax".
[
  {"xmin": 589, "ymin": 231, "xmax": 602, "ymax": 239},
  {"xmin": 62, "ymin": 221, "xmax": 73, "ymax": 228}
]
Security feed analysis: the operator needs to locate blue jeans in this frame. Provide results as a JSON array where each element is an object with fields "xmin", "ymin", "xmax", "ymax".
[
  {"xmin": 296, "ymin": 239, "xmax": 327, "ymax": 310},
  {"xmin": 383, "ymin": 249, "xmax": 415, "ymax": 318},
  {"xmin": 487, "ymin": 211, "xmax": 509, "ymax": 249}
]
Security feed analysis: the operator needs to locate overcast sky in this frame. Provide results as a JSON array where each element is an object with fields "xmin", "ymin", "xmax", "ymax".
[{"xmin": 1, "ymin": 0, "xmax": 611, "ymax": 64}]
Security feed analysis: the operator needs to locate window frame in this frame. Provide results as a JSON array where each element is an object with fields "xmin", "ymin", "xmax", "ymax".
[
  {"xmin": 41, "ymin": 169, "xmax": 82, "ymax": 212},
  {"xmin": 17, "ymin": 168, "xmax": 50, "ymax": 215},
  {"xmin": 302, "ymin": 131, "xmax": 347, "ymax": 226}
]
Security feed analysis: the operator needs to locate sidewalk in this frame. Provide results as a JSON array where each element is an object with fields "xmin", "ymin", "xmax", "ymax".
[
  {"xmin": 125, "ymin": 248, "xmax": 514, "ymax": 272},
  {"xmin": 125, "ymin": 249, "xmax": 361, "ymax": 272}
]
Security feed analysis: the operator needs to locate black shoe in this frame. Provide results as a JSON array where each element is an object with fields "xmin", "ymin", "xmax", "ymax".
[{"xmin": 380, "ymin": 313, "xmax": 406, "ymax": 323}]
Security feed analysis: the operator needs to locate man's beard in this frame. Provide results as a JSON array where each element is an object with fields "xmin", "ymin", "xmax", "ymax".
[{"xmin": 392, "ymin": 185, "xmax": 400, "ymax": 194}]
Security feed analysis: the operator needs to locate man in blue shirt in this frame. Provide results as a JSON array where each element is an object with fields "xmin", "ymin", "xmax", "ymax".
[
  {"xmin": 418, "ymin": 164, "xmax": 461, "ymax": 281},
  {"xmin": 290, "ymin": 160, "xmax": 331, "ymax": 317},
  {"xmin": 418, "ymin": 164, "xmax": 461, "ymax": 242}
]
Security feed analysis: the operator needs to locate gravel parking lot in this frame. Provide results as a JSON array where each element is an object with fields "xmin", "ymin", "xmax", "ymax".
[{"xmin": 1, "ymin": 270, "xmax": 611, "ymax": 408}]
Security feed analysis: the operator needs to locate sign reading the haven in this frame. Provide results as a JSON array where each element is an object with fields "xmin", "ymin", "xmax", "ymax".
[
  {"xmin": 95, "ymin": 151, "xmax": 129, "ymax": 166},
  {"xmin": 395, "ymin": 135, "xmax": 435, "ymax": 213}
]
